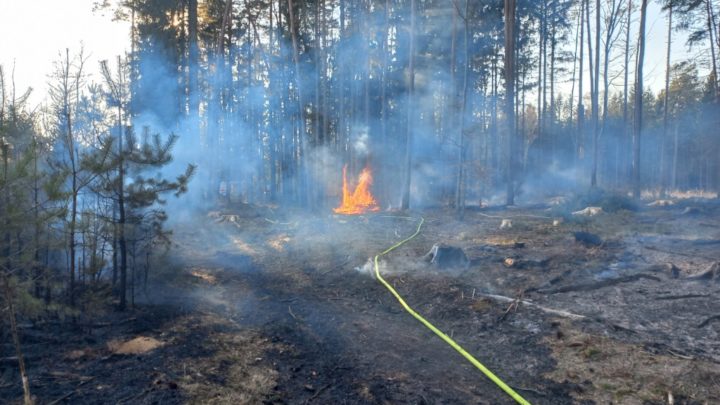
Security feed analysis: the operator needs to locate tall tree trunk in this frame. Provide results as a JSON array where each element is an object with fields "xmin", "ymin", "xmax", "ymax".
[
  {"xmin": 66, "ymin": 57, "xmax": 78, "ymax": 307},
  {"xmin": 577, "ymin": 0, "xmax": 586, "ymax": 176},
  {"xmin": 623, "ymin": 0, "xmax": 633, "ymax": 184},
  {"xmin": 491, "ymin": 49, "xmax": 499, "ymax": 179},
  {"xmin": 1, "ymin": 273, "xmax": 32, "ymax": 405},
  {"xmin": 672, "ymin": 121, "xmax": 679, "ymax": 188},
  {"xmin": 32, "ymin": 140, "xmax": 41, "ymax": 299},
  {"xmin": 2, "ymin": 140, "xmax": 10, "ymax": 276},
  {"xmin": 286, "ymin": 0, "xmax": 307, "ymax": 206},
  {"xmin": 313, "ymin": 0, "xmax": 322, "ymax": 208},
  {"xmin": 188, "ymin": 0, "xmax": 199, "ymax": 121},
  {"xmin": 1, "ymin": 137, "xmax": 29, "ymax": 405},
  {"xmin": 455, "ymin": 0, "xmax": 469, "ymax": 216},
  {"xmin": 633, "ymin": 0, "xmax": 649, "ymax": 199},
  {"xmin": 112, "ymin": 204, "xmax": 117, "ymax": 288},
  {"xmin": 550, "ymin": 27, "xmax": 557, "ymax": 142},
  {"xmin": 380, "ymin": 0, "xmax": 390, "ymax": 204},
  {"xmin": 401, "ymin": 0, "xmax": 416, "ymax": 210},
  {"xmin": 505, "ymin": 0, "xmax": 517, "ymax": 206},
  {"xmin": 69, "ymin": 172, "xmax": 77, "ymax": 305},
  {"xmin": 117, "ymin": 58, "xmax": 128, "ymax": 310},
  {"xmin": 601, "ymin": 1, "xmax": 621, "ymax": 187},
  {"xmin": 591, "ymin": 0, "xmax": 601, "ymax": 187},
  {"xmin": 537, "ymin": 2, "xmax": 545, "ymax": 137},
  {"xmin": 586, "ymin": 1, "xmax": 594, "ymax": 108},
  {"xmin": 268, "ymin": 0, "xmax": 279, "ymax": 202},
  {"xmin": 707, "ymin": 0, "xmax": 719, "ymax": 98},
  {"xmin": 661, "ymin": 4, "xmax": 673, "ymax": 196}
]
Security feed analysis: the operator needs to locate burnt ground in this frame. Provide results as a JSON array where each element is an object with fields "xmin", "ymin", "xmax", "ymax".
[{"xmin": 2, "ymin": 200, "xmax": 720, "ymax": 404}]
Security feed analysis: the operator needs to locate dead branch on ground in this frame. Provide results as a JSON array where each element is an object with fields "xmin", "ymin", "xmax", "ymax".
[{"xmin": 537, "ymin": 273, "xmax": 661, "ymax": 295}]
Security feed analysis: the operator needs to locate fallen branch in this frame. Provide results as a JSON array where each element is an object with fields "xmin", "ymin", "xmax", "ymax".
[
  {"xmin": 304, "ymin": 383, "xmax": 331, "ymax": 403},
  {"xmin": 655, "ymin": 294, "xmax": 710, "ymax": 301},
  {"xmin": 115, "ymin": 387, "xmax": 151, "ymax": 405},
  {"xmin": 666, "ymin": 350, "xmax": 694, "ymax": 360},
  {"xmin": 47, "ymin": 376, "xmax": 96, "ymax": 405},
  {"xmin": 24, "ymin": 317, "xmax": 136, "ymax": 329},
  {"xmin": 264, "ymin": 218, "xmax": 295, "ymax": 226},
  {"xmin": 688, "ymin": 239, "xmax": 720, "ymax": 246},
  {"xmin": 537, "ymin": 274, "xmax": 661, "ymax": 295},
  {"xmin": 498, "ymin": 291, "xmax": 524, "ymax": 322},
  {"xmin": 642, "ymin": 245, "xmax": 718, "ymax": 261},
  {"xmin": 697, "ymin": 315, "xmax": 720, "ymax": 329},
  {"xmin": 477, "ymin": 293, "xmax": 586, "ymax": 320},
  {"xmin": 288, "ymin": 306, "xmax": 299, "ymax": 321},
  {"xmin": 510, "ymin": 385, "xmax": 546, "ymax": 397}
]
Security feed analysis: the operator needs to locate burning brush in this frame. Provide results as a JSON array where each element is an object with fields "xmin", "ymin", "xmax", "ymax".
[{"xmin": 334, "ymin": 165, "xmax": 380, "ymax": 215}]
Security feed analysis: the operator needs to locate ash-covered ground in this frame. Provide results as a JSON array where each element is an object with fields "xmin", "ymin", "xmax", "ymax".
[{"xmin": 3, "ymin": 198, "xmax": 720, "ymax": 404}]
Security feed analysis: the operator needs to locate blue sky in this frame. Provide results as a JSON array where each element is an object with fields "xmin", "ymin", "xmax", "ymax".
[{"xmin": 0, "ymin": 0, "xmax": 707, "ymax": 107}]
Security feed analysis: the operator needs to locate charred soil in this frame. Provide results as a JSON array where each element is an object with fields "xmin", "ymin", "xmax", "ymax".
[{"xmin": 2, "ymin": 201, "xmax": 720, "ymax": 404}]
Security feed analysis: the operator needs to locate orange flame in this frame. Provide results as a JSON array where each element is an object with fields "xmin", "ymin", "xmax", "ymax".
[{"xmin": 333, "ymin": 165, "xmax": 380, "ymax": 215}]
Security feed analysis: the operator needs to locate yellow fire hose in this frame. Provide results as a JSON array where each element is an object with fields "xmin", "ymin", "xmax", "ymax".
[{"xmin": 373, "ymin": 216, "xmax": 531, "ymax": 405}]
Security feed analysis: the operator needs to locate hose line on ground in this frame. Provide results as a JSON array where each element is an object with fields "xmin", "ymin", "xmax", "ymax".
[{"xmin": 373, "ymin": 216, "xmax": 531, "ymax": 405}]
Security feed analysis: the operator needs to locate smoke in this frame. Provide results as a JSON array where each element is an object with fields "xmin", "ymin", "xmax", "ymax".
[
  {"xmin": 352, "ymin": 127, "xmax": 370, "ymax": 157},
  {"xmin": 124, "ymin": 1, "xmax": 720, "ymax": 219}
]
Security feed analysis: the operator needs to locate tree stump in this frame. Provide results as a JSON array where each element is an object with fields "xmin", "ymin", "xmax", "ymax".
[{"xmin": 424, "ymin": 244, "xmax": 469, "ymax": 269}]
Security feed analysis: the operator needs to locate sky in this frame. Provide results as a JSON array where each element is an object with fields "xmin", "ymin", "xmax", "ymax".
[
  {"xmin": 0, "ymin": 0, "xmax": 130, "ymax": 107},
  {"xmin": 0, "ymin": 0, "xmax": 705, "ymax": 109}
]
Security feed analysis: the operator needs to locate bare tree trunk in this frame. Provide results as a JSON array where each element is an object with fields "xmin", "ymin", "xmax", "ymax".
[
  {"xmin": 380, "ymin": 0, "xmax": 390, "ymax": 204},
  {"xmin": 491, "ymin": 50, "xmax": 499, "ymax": 178},
  {"xmin": 661, "ymin": 4, "xmax": 673, "ymax": 197},
  {"xmin": 112, "ymin": 204, "xmax": 117, "ymax": 288},
  {"xmin": 601, "ymin": 0, "xmax": 623, "ymax": 187},
  {"xmin": 537, "ymin": 1, "xmax": 545, "ymax": 137},
  {"xmin": 188, "ymin": 0, "xmax": 199, "ymax": 125},
  {"xmin": 116, "ymin": 58, "xmax": 128, "ymax": 311},
  {"xmin": 672, "ymin": 121, "xmax": 679, "ymax": 189},
  {"xmin": 550, "ymin": 27, "xmax": 557, "ymax": 144},
  {"xmin": 0, "ymin": 66, "xmax": 4, "ymax": 129},
  {"xmin": 707, "ymin": 0, "xmax": 719, "ymax": 98},
  {"xmin": 286, "ymin": 0, "xmax": 307, "ymax": 206},
  {"xmin": 130, "ymin": 240, "xmax": 136, "ymax": 309},
  {"xmin": 577, "ymin": 0, "xmax": 586, "ymax": 177},
  {"xmin": 633, "ymin": 0, "xmax": 649, "ymax": 199},
  {"xmin": 446, "ymin": 1, "xmax": 458, "ymax": 144},
  {"xmin": 591, "ymin": 0, "xmax": 600, "ymax": 188},
  {"xmin": 401, "ymin": 0, "xmax": 416, "ymax": 210},
  {"xmin": 32, "ymin": 139, "xmax": 41, "ymax": 299},
  {"xmin": 623, "ymin": 0, "xmax": 632, "ymax": 185},
  {"xmin": 505, "ymin": 0, "xmax": 517, "ymax": 206},
  {"xmin": 2, "ymin": 273, "xmax": 33, "ymax": 404},
  {"xmin": 69, "ymin": 167, "xmax": 77, "ymax": 305},
  {"xmin": 455, "ymin": 0, "xmax": 469, "ymax": 216},
  {"xmin": 314, "ymin": 0, "xmax": 322, "ymax": 208}
]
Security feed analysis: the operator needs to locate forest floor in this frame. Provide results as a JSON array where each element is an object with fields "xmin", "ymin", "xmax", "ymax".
[{"xmin": 2, "ymin": 197, "xmax": 720, "ymax": 404}]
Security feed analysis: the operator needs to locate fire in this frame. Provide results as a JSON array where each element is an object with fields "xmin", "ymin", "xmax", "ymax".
[{"xmin": 334, "ymin": 165, "xmax": 380, "ymax": 215}]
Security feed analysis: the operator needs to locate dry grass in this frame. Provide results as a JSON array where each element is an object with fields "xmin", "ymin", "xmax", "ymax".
[
  {"xmin": 231, "ymin": 237, "xmax": 260, "ymax": 257},
  {"xmin": 641, "ymin": 189, "xmax": 718, "ymax": 200},
  {"xmin": 545, "ymin": 322, "xmax": 720, "ymax": 404},
  {"xmin": 266, "ymin": 234, "xmax": 291, "ymax": 252},
  {"xmin": 108, "ymin": 336, "xmax": 164, "ymax": 355},
  {"xmin": 175, "ymin": 314, "xmax": 281, "ymax": 404},
  {"xmin": 190, "ymin": 268, "xmax": 218, "ymax": 284}
]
